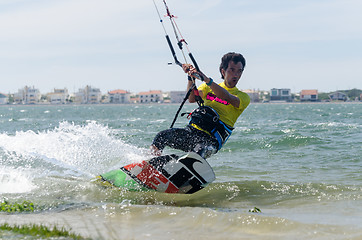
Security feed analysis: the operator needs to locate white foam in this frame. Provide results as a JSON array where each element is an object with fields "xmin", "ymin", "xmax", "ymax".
[
  {"xmin": 0, "ymin": 167, "xmax": 36, "ymax": 193},
  {"xmin": 0, "ymin": 121, "xmax": 149, "ymax": 178}
]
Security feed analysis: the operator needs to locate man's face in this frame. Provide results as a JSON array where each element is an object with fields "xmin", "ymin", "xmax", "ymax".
[{"xmin": 221, "ymin": 61, "xmax": 244, "ymax": 88}]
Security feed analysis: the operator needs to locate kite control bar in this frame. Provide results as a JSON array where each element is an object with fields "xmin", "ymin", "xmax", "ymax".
[{"xmin": 152, "ymin": 0, "xmax": 204, "ymax": 127}]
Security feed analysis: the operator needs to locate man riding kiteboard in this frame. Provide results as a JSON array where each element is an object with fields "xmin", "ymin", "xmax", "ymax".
[
  {"xmin": 151, "ymin": 52, "xmax": 250, "ymax": 158},
  {"xmin": 98, "ymin": 2, "xmax": 251, "ymax": 194}
]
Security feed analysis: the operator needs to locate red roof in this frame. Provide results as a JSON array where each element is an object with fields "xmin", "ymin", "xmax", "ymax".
[
  {"xmin": 138, "ymin": 90, "xmax": 162, "ymax": 95},
  {"xmin": 301, "ymin": 89, "xmax": 318, "ymax": 95},
  {"xmin": 108, "ymin": 89, "xmax": 129, "ymax": 94}
]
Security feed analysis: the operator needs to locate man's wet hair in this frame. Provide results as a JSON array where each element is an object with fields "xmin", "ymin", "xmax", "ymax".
[{"xmin": 219, "ymin": 52, "xmax": 246, "ymax": 79}]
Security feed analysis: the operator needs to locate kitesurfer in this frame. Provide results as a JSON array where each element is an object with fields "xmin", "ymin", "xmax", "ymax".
[{"xmin": 151, "ymin": 52, "xmax": 250, "ymax": 158}]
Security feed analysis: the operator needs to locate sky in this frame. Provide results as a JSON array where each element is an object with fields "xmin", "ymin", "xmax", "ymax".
[{"xmin": 0, "ymin": 0, "xmax": 361, "ymax": 94}]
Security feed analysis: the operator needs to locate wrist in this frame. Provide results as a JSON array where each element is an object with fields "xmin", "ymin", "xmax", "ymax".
[{"xmin": 206, "ymin": 77, "xmax": 213, "ymax": 86}]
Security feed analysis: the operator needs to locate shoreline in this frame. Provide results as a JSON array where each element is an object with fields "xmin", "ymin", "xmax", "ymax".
[{"xmin": 0, "ymin": 101, "xmax": 361, "ymax": 107}]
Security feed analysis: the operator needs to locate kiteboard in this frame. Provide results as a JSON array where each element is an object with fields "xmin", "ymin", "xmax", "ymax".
[{"xmin": 97, "ymin": 152, "xmax": 215, "ymax": 194}]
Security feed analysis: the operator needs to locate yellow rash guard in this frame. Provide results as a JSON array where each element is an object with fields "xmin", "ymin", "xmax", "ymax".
[{"xmin": 197, "ymin": 81, "xmax": 250, "ymax": 128}]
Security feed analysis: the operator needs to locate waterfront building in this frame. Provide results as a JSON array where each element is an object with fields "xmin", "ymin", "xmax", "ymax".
[
  {"xmin": 300, "ymin": 89, "xmax": 318, "ymax": 102},
  {"xmin": 74, "ymin": 85, "xmax": 102, "ymax": 104},
  {"xmin": 243, "ymin": 89, "xmax": 260, "ymax": 102},
  {"xmin": 170, "ymin": 91, "xmax": 187, "ymax": 103},
  {"xmin": 270, "ymin": 88, "xmax": 292, "ymax": 102},
  {"xmin": 130, "ymin": 95, "xmax": 139, "ymax": 104},
  {"xmin": 46, "ymin": 88, "xmax": 69, "ymax": 104},
  {"xmin": 329, "ymin": 92, "xmax": 348, "ymax": 101},
  {"xmin": 0, "ymin": 93, "xmax": 7, "ymax": 104},
  {"xmin": 13, "ymin": 86, "xmax": 41, "ymax": 104},
  {"xmin": 108, "ymin": 89, "xmax": 131, "ymax": 104},
  {"xmin": 138, "ymin": 90, "xmax": 163, "ymax": 103}
]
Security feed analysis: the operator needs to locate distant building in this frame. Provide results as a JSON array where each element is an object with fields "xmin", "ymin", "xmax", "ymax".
[
  {"xmin": 0, "ymin": 93, "xmax": 7, "ymax": 104},
  {"xmin": 108, "ymin": 89, "xmax": 131, "ymax": 104},
  {"xmin": 139, "ymin": 90, "xmax": 163, "ymax": 103},
  {"xmin": 329, "ymin": 92, "xmax": 348, "ymax": 101},
  {"xmin": 243, "ymin": 89, "xmax": 260, "ymax": 102},
  {"xmin": 13, "ymin": 86, "xmax": 41, "ymax": 104},
  {"xmin": 270, "ymin": 88, "xmax": 292, "ymax": 102},
  {"xmin": 170, "ymin": 91, "xmax": 187, "ymax": 103},
  {"xmin": 300, "ymin": 89, "xmax": 318, "ymax": 102},
  {"xmin": 47, "ymin": 88, "xmax": 69, "ymax": 104},
  {"xmin": 130, "ymin": 95, "xmax": 139, "ymax": 104},
  {"xmin": 74, "ymin": 85, "xmax": 102, "ymax": 104}
]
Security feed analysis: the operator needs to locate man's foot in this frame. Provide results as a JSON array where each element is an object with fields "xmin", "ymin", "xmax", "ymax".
[
  {"xmin": 194, "ymin": 144, "xmax": 217, "ymax": 159},
  {"xmin": 150, "ymin": 145, "xmax": 162, "ymax": 156}
]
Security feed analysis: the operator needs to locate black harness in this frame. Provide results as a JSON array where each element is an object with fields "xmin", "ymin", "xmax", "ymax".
[{"xmin": 188, "ymin": 106, "xmax": 234, "ymax": 150}]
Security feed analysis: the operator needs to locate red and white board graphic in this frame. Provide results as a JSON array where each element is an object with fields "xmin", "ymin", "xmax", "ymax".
[{"xmin": 101, "ymin": 152, "xmax": 215, "ymax": 194}]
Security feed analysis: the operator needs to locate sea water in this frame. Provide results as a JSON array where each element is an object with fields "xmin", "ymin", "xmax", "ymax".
[{"xmin": 0, "ymin": 103, "xmax": 361, "ymax": 240}]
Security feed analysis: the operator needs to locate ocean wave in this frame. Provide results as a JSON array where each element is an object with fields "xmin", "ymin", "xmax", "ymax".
[
  {"xmin": 76, "ymin": 180, "xmax": 362, "ymax": 210},
  {"xmin": 0, "ymin": 121, "xmax": 150, "ymax": 182},
  {"xmin": 0, "ymin": 166, "xmax": 36, "ymax": 194}
]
